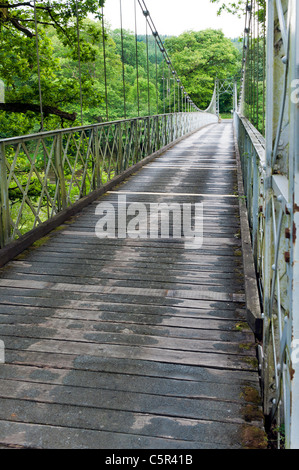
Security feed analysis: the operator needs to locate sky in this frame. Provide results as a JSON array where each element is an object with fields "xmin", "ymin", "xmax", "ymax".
[{"xmin": 102, "ymin": 0, "xmax": 245, "ymax": 39}]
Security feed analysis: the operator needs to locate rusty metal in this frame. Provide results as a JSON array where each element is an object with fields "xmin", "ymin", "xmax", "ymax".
[{"xmin": 234, "ymin": 0, "xmax": 299, "ymax": 449}]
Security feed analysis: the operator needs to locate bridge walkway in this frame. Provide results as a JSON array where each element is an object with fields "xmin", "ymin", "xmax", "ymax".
[{"xmin": 0, "ymin": 121, "xmax": 266, "ymax": 449}]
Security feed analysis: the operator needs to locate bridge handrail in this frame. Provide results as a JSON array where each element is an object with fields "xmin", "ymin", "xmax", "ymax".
[
  {"xmin": 234, "ymin": 106, "xmax": 296, "ymax": 449},
  {"xmin": 0, "ymin": 111, "xmax": 213, "ymax": 146},
  {"xmin": 0, "ymin": 111, "xmax": 217, "ymax": 252}
]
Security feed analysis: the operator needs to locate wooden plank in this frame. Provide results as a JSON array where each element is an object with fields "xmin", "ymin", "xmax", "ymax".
[
  {"xmin": 0, "ymin": 364, "xmax": 260, "ymax": 399},
  {"xmin": 0, "ymin": 379, "xmax": 258, "ymax": 424},
  {"xmin": 9, "ymin": 253, "xmax": 243, "ymax": 273},
  {"xmin": 0, "ymin": 271, "xmax": 243, "ymax": 291},
  {"xmin": 0, "ymin": 305, "xmax": 247, "ymax": 325},
  {"xmin": 0, "ymin": 278, "xmax": 245, "ymax": 302},
  {"xmin": 2, "ymin": 337, "xmax": 256, "ymax": 371},
  {"xmin": 0, "ymin": 326, "xmax": 255, "ymax": 356},
  {"xmin": 4, "ymin": 351, "xmax": 259, "ymax": 384},
  {"xmin": 0, "ymin": 290, "xmax": 245, "ymax": 313},
  {"xmin": 0, "ymin": 420, "xmax": 241, "ymax": 449},
  {"xmin": 6, "ymin": 261, "xmax": 243, "ymax": 279}
]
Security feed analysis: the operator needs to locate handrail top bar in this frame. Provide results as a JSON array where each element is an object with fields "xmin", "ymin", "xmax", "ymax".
[
  {"xmin": 237, "ymin": 112, "xmax": 266, "ymax": 164},
  {"xmin": 0, "ymin": 111, "xmax": 209, "ymax": 146}
]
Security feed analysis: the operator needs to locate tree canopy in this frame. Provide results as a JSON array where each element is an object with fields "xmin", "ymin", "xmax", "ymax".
[
  {"xmin": 164, "ymin": 29, "xmax": 241, "ymax": 109},
  {"xmin": 0, "ymin": 1, "xmax": 105, "ymax": 38},
  {"xmin": 0, "ymin": 1, "xmax": 242, "ymax": 138}
]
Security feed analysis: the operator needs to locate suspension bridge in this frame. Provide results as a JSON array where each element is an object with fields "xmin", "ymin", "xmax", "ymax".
[{"xmin": 0, "ymin": 0, "xmax": 298, "ymax": 450}]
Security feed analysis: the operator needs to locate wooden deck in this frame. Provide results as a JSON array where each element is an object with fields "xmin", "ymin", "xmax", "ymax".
[{"xmin": 0, "ymin": 122, "xmax": 266, "ymax": 449}]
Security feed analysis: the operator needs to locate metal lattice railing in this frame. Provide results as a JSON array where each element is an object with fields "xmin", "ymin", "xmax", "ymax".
[
  {"xmin": 234, "ymin": 110, "xmax": 292, "ymax": 448},
  {"xmin": 234, "ymin": 0, "xmax": 299, "ymax": 449},
  {"xmin": 0, "ymin": 111, "xmax": 217, "ymax": 248}
]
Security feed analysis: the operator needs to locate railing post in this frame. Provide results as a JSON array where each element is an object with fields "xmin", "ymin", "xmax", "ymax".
[
  {"xmin": 93, "ymin": 126, "xmax": 101, "ymax": 189},
  {"xmin": 55, "ymin": 134, "xmax": 67, "ymax": 211},
  {"xmin": 147, "ymin": 116, "xmax": 150, "ymax": 155},
  {"xmin": 252, "ymin": 153, "xmax": 259, "ymax": 261},
  {"xmin": 171, "ymin": 114, "xmax": 174, "ymax": 143},
  {"xmin": 0, "ymin": 142, "xmax": 10, "ymax": 248},
  {"xmin": 133, "ymin": 120, "xmax": 139, "ymax": 165},
  {"xmin": 117, "ymin": 122, "xmax": 123, "ymax": 175},
  {"xmin": 156, "ymin": 116, "xmax": 160, "ymax": 152},
  {"xmin": 262, "ymin": 0, "xmax": 275, "ymax": 418},
  {"xmin": 287, "ymin": 0, "xmax": 299, "ymax": 449}
]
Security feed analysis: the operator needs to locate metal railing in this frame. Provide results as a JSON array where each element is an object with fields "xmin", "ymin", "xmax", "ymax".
[
  {"xmin": 0, "ymin": 111, "xmax": 217, "ymax": 248},
  {"xmin": 234, "ymin": 0, "xmax": 299, "ymax": 449},
  {"xmin": 234, "ymin": 109, "xmax": 293, "ymax": 447}
]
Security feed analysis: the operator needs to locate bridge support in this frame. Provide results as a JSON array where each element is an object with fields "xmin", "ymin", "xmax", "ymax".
[
  {"xmin": 0, "ymin": 142, "xmax": 10, "ymax": 248},
  {"xmin": 234, "ymin": 0, "xmax": 299, "ymax": 449},
  {"xmin": 264, "ymin": 0, "xmax": 299, "ymax": 449},
  {"xmin": 286, "ymin": 0, "xmax": 299, "ymax": 450}
]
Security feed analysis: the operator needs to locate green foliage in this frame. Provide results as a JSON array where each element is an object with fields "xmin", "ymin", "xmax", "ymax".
[
  {"xmin": 210, "ymin": 0, "xmax": 265, "ymax": 20},
  {"xmin": 0, "ymin": 3, "xmax": 241, "ymax": 136},
  {"xmin": 209, "ymin": 0, "xmax": 246, "ymax": 17},
  {"xmin": 164, "ymin": 29, "xmax": 241, "ymax": 110}
]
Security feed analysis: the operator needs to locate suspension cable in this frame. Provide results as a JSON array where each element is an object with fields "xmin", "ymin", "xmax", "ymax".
[
  {"xmin": 119, "ymin": 0, "xmax": 127, "ymax": 119},
  {"xmin": 238, "ymin": 1, "xmax": 252, "ymax": 114},
  {"xmin": 239, "ymin": 0, "xmax": 267, "ymax": 136},
  {"xmin": 33, "ymin": 0, "xmax": 44, "ymax": 130},
  {"xmin": 173, "ymin": 71, "xmax": 176, "ymax": 112},
  {"xmin": 162, "ymin": 59, "xmax": 165, "ymax": 114},
  {"xmin": 75, "ymin": 0, "xmax": 84, "ymax": 125},
  {"xmin": 134, "ymin": 0, "xmax": 140, "ymax": 117},
  {"xmin": 262, "ymin": 0, "xmax": 266, "ymax": 135},
  {"xmin": 256, "ymin": 0, "xmax": 259, "ymax": 128},
  {"xmin": 168, "ymin": 65, "xmax": 171, "ymax": 113},
  {"xmin": 155, "ymin": 38, "xmax": 159, "ymax": 114},
  {"xmin": 101, "ymin": 6, "xmax": 109, "ymax": 121},
  {"xmin": 137, "ymin": 0, "xmax": 199, "ymax": 112},
  {"xmin": 145, "ymin": 15, "xmax": 151, "ymax": 116}
]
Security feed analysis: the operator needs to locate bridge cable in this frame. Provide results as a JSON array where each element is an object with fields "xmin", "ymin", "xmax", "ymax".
[
  {"xmin": 168, "ymin": 65, "xmax": 171, "ymax": 113},
  {"xmin": 262, "ymin": 0, "xmax": 266, "ymax": 135},
  {"xmin": 238, "ymin": 1, "xmax": 252, "ymax": 113},
  {"xmin": 155, "ymin": 38, "xmax": 159, "ymax": 114},
  {"xmin": 119, "ymin": 0, "xmax": 127, "ymax": 119},
  {"xmin": 137, "ymin": 0, "xmax": 199, "ymax": 113},
  {"xmin": 75, "ymin": 0, "xmax": 84, "ymax": 125},
  {"xmin": 33, "ymin": 0, "xmax": 44, "ymax": 131},
  {"xmin": 144, "ymin": 14, "xmax": 151, "ymax": 116},
  {"xmin": 239, "ymin": 0, "xmax": 267, "ymax": 136},
  {"xmin": 173, "ymin": 70, "xmax": 176, "ymax": 112},
  {"xmin": 256, "ymin": 1, "xmax": 259, "ymax": 128},
  {"xmin": 162, "ymin": 59, "xmax": 165, "ymax": 114},
  {"xmin": 134, "ymin": 0, "xmax": 140, "ymax": 117},
  {"xmin": 101, "ymin": 6, "xmax": 109, "ymax": 122}
]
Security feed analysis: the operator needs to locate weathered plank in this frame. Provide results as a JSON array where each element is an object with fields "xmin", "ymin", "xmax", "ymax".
[{"xmin": 0, "ymin": 420, "xmax": 242, "ymax": 449}]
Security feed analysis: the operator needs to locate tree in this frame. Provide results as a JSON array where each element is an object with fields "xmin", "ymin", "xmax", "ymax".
[
  {"xmin": 164, "ymin": 29, "xmax": 241, "ymax": 110},
  {"xmin": 0, "ymin": 0, "xmax": 106, "ymax": 133},
  {"xmin": 0, "ymin": 1, "xmax": 105, "ymax": 39},
  {"xmin": 209, "ymin": 0, "xmax": 246, "ymax": 17}
]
